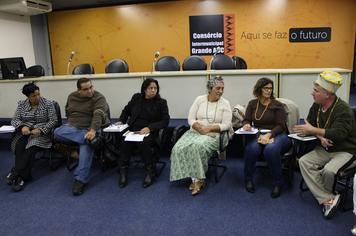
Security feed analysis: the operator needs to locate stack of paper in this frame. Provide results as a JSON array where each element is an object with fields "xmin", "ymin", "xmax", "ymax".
[
  {"xmin": 235, "ymin": 127, "xmax": 259, "ymax": 135},
  {"xmin": 103, "ymin": 124, "xmax": 129, "ymax": 133},
  {"xmin": 288, "ymin": 133, "xmax": 317, "ymax": 141},
  {"xmin": 0, "ymin": 125, "xmax": 15, "ymax": 133},
  {"xmin": 123, "ymin": 131, "xmax": 150, "ymax": 142}
]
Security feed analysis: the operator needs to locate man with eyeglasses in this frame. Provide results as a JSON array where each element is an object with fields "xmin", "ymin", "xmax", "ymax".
[{"xmin": 54, "ymin": 77, "xmax": 110, "ymax": 196}]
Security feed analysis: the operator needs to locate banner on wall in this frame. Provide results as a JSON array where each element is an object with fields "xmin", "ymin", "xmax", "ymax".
[{"xmin": 189, "ymin": 14, "xmax": 235, "ymax": 56}]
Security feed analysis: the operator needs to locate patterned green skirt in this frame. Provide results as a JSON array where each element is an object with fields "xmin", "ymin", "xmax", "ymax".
[{"xmin": 170, "ymin": 130, "xmax": 219, "ymax": 181}]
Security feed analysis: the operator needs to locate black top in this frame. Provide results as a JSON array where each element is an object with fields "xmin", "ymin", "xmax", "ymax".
[
  {"xmin": 119, "ymin": 93, "xmax": 170, "ymax": 133},
  {"xmin": 307, "ymin": 97, "xmax": 356, "ymax": 154},
  {"xmin": 243, "ymin": 98, "xmax": 287, "ymax": 137}
]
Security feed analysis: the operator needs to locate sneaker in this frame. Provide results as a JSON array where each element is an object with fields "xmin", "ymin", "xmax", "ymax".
[
  {"xmin": 11, "ymin": 176, "xmax": 25, "ymax": 192},
  {"xmin": 351, "ymin": 224, "xmax": 356, "ymax": 235},
  {"xmin": 323, "ymin": 194, "xmax": 340, "ymax": 219},
  {"xmin": 72, "ymin": 179, "xmax": 86, "ymax": 196},
  {"xmin": 6, "ymin": 168, "xmax": 17, "ymax": 185}
]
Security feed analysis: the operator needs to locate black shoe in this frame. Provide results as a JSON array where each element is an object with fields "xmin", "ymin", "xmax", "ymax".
[
  {"xmin": 11, "ymin": 176, "xmax": 25, "ymax": 192},
  {"xmin": 271, "ymin": 185, "xmax": 282, "ymax": 198},
  {"xmin": 142, "ymin": 166, "xmax": 156, "ymax": 188},
  {"xmin": 245, "ymin": 180, "xmax": 255, "ymax": 193},
  {"xmin": 118, "ymin": 168, "xmax": 128, "ymax": 188},
  {"xmin": 6, "ymin": 168, "xmax": 17, "ymax": 185},
  {"xmin": 142, "ymin": 173, "xmax": 154, "ymax": 188},
  {"xmin": 72, "ymin": 179, "xmax": 85, "ymax": 196}
]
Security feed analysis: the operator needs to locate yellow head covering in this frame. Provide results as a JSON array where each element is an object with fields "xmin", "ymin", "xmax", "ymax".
[{"xmin": 314, "ymin": 70, "xmax": 343, "ymax": 93}]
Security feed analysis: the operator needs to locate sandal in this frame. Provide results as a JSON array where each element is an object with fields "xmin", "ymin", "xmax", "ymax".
[{"xmin": 191, "ymin": 180, "xmax": 205, "ymax": 196}]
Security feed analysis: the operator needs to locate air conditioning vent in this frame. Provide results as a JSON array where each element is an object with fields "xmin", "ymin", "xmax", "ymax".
[{"xmin": 0, "ymin": 0, "xmax": 52, "ymax": 16}]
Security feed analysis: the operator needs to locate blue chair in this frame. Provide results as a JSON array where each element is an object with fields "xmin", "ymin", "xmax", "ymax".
[
  {"xmin": 210, "ymin": 55, "xmax": 235, "ymax": 70},
  {"xmin": 182, "ymin": 56, "xmax": 207, "ymax": 71},
  {"xmin": 72, "ymin": 63, "xmax": 95, "ymax": 75},
  {"xmin": 24, "ymin": 65, "xmax": 45, "ymax": 77},
  {"xmin": 155, "ymin": 56, "xmax": 180, "ymax": 71},
  {"xmin": 105, "ymin": 59, "xmax": 129, "ymax": 73},
  {"xmin": 232, "ymin": 56, "xmax": 248, "ymax": 69},
  {"xmin": 35, "ymin": 101, "xmax": 64, "ymax": 170}
]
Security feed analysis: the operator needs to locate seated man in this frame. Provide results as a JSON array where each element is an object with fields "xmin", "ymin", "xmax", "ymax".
[
  {"xmin": 54, "ymin": 78, "xmax": 110, "ymax": 196},
  {"xmin": 294, "ymin": 70, "xmax": 356, "ymax": 219}
]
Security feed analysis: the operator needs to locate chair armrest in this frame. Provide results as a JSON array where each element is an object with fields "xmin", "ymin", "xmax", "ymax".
[
  {"xmin": 336, "ymin": 155, "xmax": 356, "ymax": 177},
  {"xmin": 219, "ymin": 130, "xmax": 229, "ymax": 153}
]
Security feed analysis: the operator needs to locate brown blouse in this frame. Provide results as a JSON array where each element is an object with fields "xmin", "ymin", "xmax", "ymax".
[{"xmin": 242, "ymin": 98, "xmax": 287, "ymax": 137}]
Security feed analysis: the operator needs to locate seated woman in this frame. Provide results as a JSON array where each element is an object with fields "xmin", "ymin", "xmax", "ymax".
[
  {"xmin": 242, "ymin": 77, "xmax": 290, "ymax": 198},
  {"xmin": 6, "ymin": 82, "xmax": 58, "ymax": 192},
  {"xmin": 117, "ymin": 78, "xmax": 170, "ymax": 188},
  {"xmin": 170, "ymin": 76, "xmax": 233, "ymax": 196}
]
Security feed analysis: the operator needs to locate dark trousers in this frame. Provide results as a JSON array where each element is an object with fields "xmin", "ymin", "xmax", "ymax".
[
  {"xmin": 14, "ymin": 136, "xmax": 44, "ymax": 180},
  {"xmin": 243, "ymin": 134, "xmax": 290, "ymax": 186},
  {"xmin": 118, "ymin": 134, "xmax": 156, "ymax": 168}
]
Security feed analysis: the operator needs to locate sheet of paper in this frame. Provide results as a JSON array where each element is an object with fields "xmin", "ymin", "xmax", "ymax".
[
  {"xmin": 235, "ymin": 127, "xmax": 259, "ymax": 135},
  {"xmin": 0, "ymin": 125, "xmax": 15, "ymax": 133},
  {"xmin": 288, "ymin": 133, "xmax": 317, "ymax": 141},
  {"xmin": 260, "ymin": 129, "xmax": 271, "ymax": 134},
  {"xmin": 123, "ymin": 131, "xmax": 150, "ymax": 142},
  {"xmin": 103, "ymin": 124, "xmax": 128, "ymax": 132}
]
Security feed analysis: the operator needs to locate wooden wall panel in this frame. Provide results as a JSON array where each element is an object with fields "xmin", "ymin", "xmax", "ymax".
[{"xmin": 48, "ymin": 0, "xmax": 356, "ymax": 74}]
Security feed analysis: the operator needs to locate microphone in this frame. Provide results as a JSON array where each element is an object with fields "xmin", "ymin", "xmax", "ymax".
[
  {"xmin": 210, "ymin": 52, "xmax": 217, "ymax": 70},
  {"xmin": 68, "ymin": 51, "xmax": 75, "ymax": 62},
  {"xmin": 231, "ymin": 56, "xmax": 237, "ymax": 68},
  {"xmin": 152, "ymin": 51, "xmax": 160, "ymax": 72},
  {"xmin": 67, "ymin": 51, "xmax": 76, "ymax": 75}
]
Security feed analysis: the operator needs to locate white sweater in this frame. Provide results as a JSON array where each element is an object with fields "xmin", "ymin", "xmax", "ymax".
[{"xmin": 188, "ymin": 95, "xmax": 232, "ymax": 132}]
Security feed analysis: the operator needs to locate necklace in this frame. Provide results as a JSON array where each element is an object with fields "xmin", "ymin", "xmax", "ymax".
[
  {"xmin": 317, "ymin": 97, "xmax": 339, "ymax": 128},
  {"xmin": 254, "ymin": 99, "xmax": 269, "ymax": 121},
  {"xmin": 206, "ymin": 98, "xmax": 218, "ymax": 124}
]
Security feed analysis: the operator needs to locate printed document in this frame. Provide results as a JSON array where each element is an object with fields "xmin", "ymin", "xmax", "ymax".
[
  {"xmin": 103, "ymin": 124, "xmax": 129, "ymax": 132},
  {"xmin": 123, "ymin": 130, "xmax": 150, "ymax": 142},
  {"xmin": 235, "ymin": 127, "xmax": 259, "ymax": 135},
  {"xmin": 0, "ymin": 125, "xmax": 15, "ymax": 133}
]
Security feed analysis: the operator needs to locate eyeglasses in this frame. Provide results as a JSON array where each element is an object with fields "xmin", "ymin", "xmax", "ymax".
[{"xmin": 262, "ymin": 87, "xmax": 273, "ymax": 91}]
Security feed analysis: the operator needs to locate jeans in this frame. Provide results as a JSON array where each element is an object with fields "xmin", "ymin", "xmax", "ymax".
[
  {"xmin": 54, "ymin": 124, "xmax": 94, "ymax": 183},
  {"xmin": 243, "ymin": 134, "xmax": 290, "ymax": 186}
]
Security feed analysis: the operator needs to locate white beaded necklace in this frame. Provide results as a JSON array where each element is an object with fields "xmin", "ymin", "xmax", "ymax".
[{"xmin": 206, "ymin": 97, "xmax": 218, "ymax": 124}]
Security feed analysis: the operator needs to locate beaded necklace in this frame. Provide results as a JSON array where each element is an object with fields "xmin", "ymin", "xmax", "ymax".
[
  {"xmin": 206, "ymin": 98, "xmax": 218, "ymax": 124},
  {"xmin": 254, "ymin": 99, "xmax": 270, "ymax": 121},
  {"xmin": 317, "ymin": 97, "xmax": 339, "ymax": 128}
]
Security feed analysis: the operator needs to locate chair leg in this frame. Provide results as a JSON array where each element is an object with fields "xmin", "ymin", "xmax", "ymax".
[
  {"xmin": 284, "ymin": 158, "xmax": 294, "ymax": 188},
  {"xmin": 213, "ymin": 164, "xmax": 227, "ymax": 183},
  {"xmin": 337, "ymin": 177, "xmax": 354, "ymax": 212},
  {"xmin": 299, "ymin": 178, "xmax": 309, "ymax": 193},
  {"xmin": 155, "ymin": 160, "xmax": 166, "ymax": 177},
  {"xmin": 208, "ymin": 157, "xmax": 227, "ymax": 183},
  {"xmin": 66, "ymin": 156, "xmax": 78, "ymax": 171},
  {"xmin": 48, "ymin": 151, "xmax": 59, "ymax": 171}
]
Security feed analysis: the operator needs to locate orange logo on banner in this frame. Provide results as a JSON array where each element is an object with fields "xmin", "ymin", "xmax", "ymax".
[{"xmin": 224, "ymin": 14, "xmax": 235, "ymax": 56}]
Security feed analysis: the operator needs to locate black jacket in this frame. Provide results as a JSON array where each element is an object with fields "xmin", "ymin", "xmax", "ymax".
[{"xmin": 119, "ymin": 93, "xmax": 170, "ymax": 134}]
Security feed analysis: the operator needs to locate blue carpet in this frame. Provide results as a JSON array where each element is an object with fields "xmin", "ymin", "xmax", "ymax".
[{"xmin": 0, "ymin": 148, "xmax": 354, "ymax": 236}]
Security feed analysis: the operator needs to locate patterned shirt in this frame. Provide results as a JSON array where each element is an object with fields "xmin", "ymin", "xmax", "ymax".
[{"xmin": 11, "ymin": 97, "xmax": 58, "ymax": 150}]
